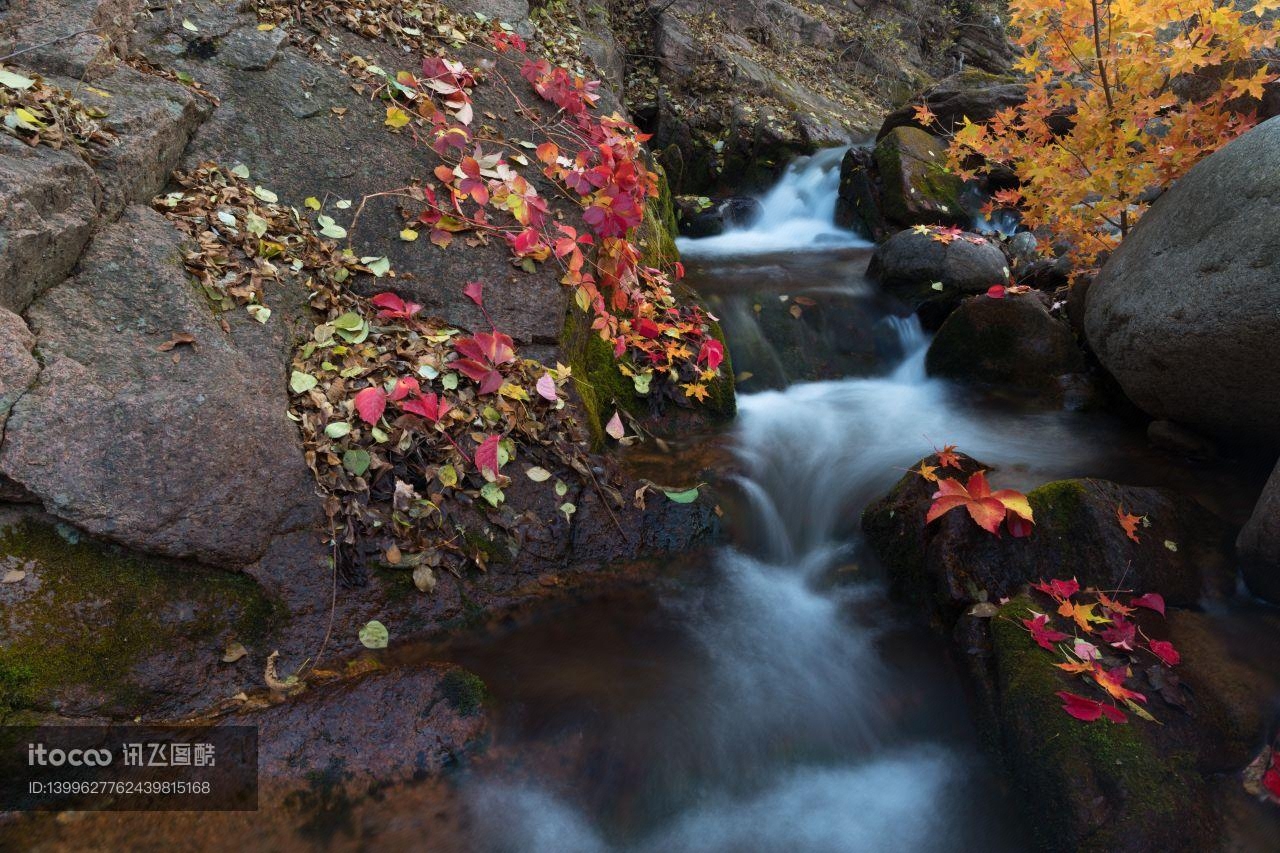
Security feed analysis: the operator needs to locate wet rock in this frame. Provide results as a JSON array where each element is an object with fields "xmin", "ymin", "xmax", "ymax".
[
  {"xmin": 1147, "ymin": 420, "xmax": 1217, "ymax": 461},
  {"xmin": 674, "ymin": 195, "xmax": 762, "ymax": 237},
  {"xmin": 878, "ymin": 70, "xmax": 1027, "ymax": 140},
  {"xmin": 866, "ymin": 228, "xmax": 1008, "ymax": 324},
  {"xmin": 1238, "ymin": 458, "xmax": 1280, "ymax": 603},
  {"xmin": 983, "ymin": 595, "xmax": 1219, "ymax": 853},
  {"xmin": 222, "ymin": 664, "xmax": 488, "ymax": 802},
  {"xmin": 873, "ymin": 126, "xmax": 966, "ymax": 229},
  {"xmin": 1006, "ymin": 231, "xmax": 1038, "ymax": 269},
  {"xmin": 0, "ymin": 308, "xmax": 38, "ymax": 438},
  {"xmin": 1084, "ymin": 116, "xmax": 1280, "ymax": 447},
  {"xmin": 925, "ymin": 292, "xmax": 1084, "ymax": 392},
  {"xmin": 863, "ymin": 455, "xmax": 1236, "ymax": 614},
  {"xmin": 135, "ymin": 14, "xmax": 576, "ymax": 346},
  {"xmin": 0, "ymin": 206, "xmax": 316, "ymax": 567},
  {"xmin": 833, "ymin": 147, "xmax": 887, "ymax": 240},
  {"xmin": 0, "ymin": 135, "xmax": 100, "ymax": 313},
  {"xmin": 0, "ymin": 509, "xmax": 275, "ymax": 719}
]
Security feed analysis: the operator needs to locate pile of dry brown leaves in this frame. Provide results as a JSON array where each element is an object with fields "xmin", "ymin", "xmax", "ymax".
[{"xmin": 0, "ymin": 64, "xmax": 116, "ymax": 153}]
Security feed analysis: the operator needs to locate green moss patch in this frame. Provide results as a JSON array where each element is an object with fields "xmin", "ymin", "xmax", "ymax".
[
  {"xmin": 990, "ymin": 597, "xmax": 1212, "ymax": 851},
  {"xmin": 0, "ymin": 517, "xmax": 276, "ymax": 717}
]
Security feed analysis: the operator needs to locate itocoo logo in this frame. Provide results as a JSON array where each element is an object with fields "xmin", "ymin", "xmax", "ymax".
[{"xmin": 27, "ymin": 743, "xmax": 113, "ymax": 767}]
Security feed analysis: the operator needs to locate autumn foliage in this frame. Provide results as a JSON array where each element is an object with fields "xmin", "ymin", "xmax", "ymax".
[
  {"xmin": 1020, "ymin": 578, "xmax": 1179, "ymax": 723},
  {"xmin": 936, "ymin": 0, "xmax": 1279, "ymax": 268}
]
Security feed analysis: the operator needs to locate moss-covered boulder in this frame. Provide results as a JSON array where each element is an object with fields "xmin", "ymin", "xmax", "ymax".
[
  {"xmin": 0, "ymin": 511, "xmax": 276, "ymax": 720},
  {"xmin": 563, "ymin": 171, "xmax": 735, "ymax": 447},
  {"xmin": 925, "ymin": 291, "xmax": 1086, "ymax": 393},
  {"xmin": 863, "ymin": 459, "xmax": 1236, "ymax": 616},
  {"xmin": 873, "ymin": 126, "xmax": 966, "ymax": 229},
  {"xmin": 984, "ymin": 596, "xmax": 1218, "ymax": 853}
]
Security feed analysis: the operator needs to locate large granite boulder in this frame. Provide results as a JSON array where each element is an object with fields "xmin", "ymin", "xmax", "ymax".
[
  {"xmin": 1238, "ymin": 458, "xmax": 1280, "ymax": 603},
  {"xmin": 1084, "ymin": 117, "xmax": 1280, "ymax": 447},
  {"xmin": 0, "ymin": 206, "xmax": 317, "ymax": 567}
]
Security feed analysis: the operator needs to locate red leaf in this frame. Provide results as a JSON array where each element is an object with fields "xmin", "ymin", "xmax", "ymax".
[
  {"xmin": 1057, "ymin": 691, "xmax": 1126, "ymax": 723},
  {"xmin": 987, "ymin": 284, "xmax": 1007, "ymax": 299},
  {"xmin": 353, "ymin": 387, "xmax": 387, "ymax": 425},
  {"xmin": 936, "ymin": 444, "xmax": 962, "ymax": 469},
  {"xmin": 1006, "ymin": 509, "xmax": 1034, "ymax": 538},
  {"xmin": 1100, "ymin": 616, "xmax": 1137, "ymax": 651},
  {"xmin": 400, "ymin": 392, "xmax": 450, "ymax": 423},
  {"xmin": 1032, "ymin": 578, "xmax": 1080, "ymax": 602},
  {"xmin": 464, "ymin": 280, "xmax": 485, "ymax": 307},
  {"xmin": 475, "ymin": 434, "xmax": 501, "ymax": 479},
  {"xmin": 388, "ymin": 376, "xmax": 420, "ymax": 401},
  {"xmin": 371, "ymin": 292, "xmax": 422, "ymax": 320},
  {"xmin": 1148, "ymin": 639, "xmax": 1181, "ymax": 666},
  {"xmin": 1023, "ymin": 613, "xmax": 1069, "ymax": 651},
  {"xmin": 1131, "ymin": 592, "xmax": 1166, "ymax": 616},
  {"xmin": 1264, "ymin": 767, "xmax": 1280, "ymax": 800},
  {"xmin": 698, "ymin": 339, "xmax": 725, "ymax": 372}
]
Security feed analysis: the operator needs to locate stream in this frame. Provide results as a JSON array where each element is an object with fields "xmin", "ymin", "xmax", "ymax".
[{"xmin": 430, "ymin": 151, "xmax": 1262, "ymax": 851}]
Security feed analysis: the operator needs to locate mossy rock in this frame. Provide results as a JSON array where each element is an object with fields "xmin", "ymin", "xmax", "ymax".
[
  {"xmin": 924, "ymin": 291, "xmax": 1085, "ymax": 392},
  {"xmin": 441, "ymin": 668, "xmax": 489, "ymax": 717},
  {"xmin": 0, "ymin": 514, "xmax": 277, "ymax": 719},
  {"xmin": 988, "ymin": 596, "xmax": 1216, "ymax": 852},
  {"xmin": 873, "ymin": 126, "xmax": 966, "ymax": 229},
  {"xmin": 561, "ymin": 166, "xmax": 734, "ymax": 446},
  {"xmin": 864, "ymin": 463, "xmax": 1236, "ymax": 618}
]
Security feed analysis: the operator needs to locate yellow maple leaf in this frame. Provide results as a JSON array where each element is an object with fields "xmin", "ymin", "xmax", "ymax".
[
  {"xmin": 681, "ymin": 382, "xmax": 710, "ymax": 402},
  {"xmin": 384, "ymin": 106, "xmax": 411, "ymax": 129}
]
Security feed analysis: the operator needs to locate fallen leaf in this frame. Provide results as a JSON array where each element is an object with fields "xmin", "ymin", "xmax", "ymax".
[
  {"xmin": 1148, "ymin": 639, "xmax": 1181, "ymax": 666},
  {"xmin": 359, "ymin": 620, "xmax": 389, "ymax": 649},
  {"xmin": 221, "ymin": 642, "xmax": 248, "ymax": 663},
  {"xmin": 1116, "ymin": 505, "xmax": 1142, "ymax": 542},
  {"xmin": 157, "ymin": 332, "xmax": 196, "ymax": 352},
  {"xmin": 605, "ymin": 411, "xmax": 625, "ymax": 440},
  {"xmin": 1131, "ymin": 592, "xmax": 1166, "ymax": 616},
  {"xmin": 1, "ymin": 569, "xmax": 26, "ymax": 584},
  {"xmin": 1057, "ymin": 691, "xmax": 1127, "ymax": 723},
  {"xmin": 663, "ymin": 487, "xmax": 700, "ymax": 503},
  {"xmin": 413, "ymin": 565, "xmax": 437, "ymax": 592}
]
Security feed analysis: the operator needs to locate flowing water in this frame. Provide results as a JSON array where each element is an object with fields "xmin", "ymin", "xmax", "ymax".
[{"xmin": 446, "ymin": 153, "xmax": 1263, "ymax": 851}]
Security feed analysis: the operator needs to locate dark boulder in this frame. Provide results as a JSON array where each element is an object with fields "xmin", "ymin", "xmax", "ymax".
[
  {"xmin": 925, "ymin": 291, "xmax": 1085, "ymax": 392},
  {"xmin": 674, "ymin": 195, "xmax": 763, "ymax": 237},
  {"xmin": 863, "ymin": 455, "xmax": 1236, "ymax": 614},
  {"xmin": 1238, "ymin": 458, "xmax": 1280, "ymax": 603},
  {"xmin": 834, "ymin": 146, "xmax": 888, "ymax": 240},
  {"xmin": 866, "ymin": 228, "xmax": 1009, "ymax": 325},
  {"xmin": 878, "ymin": 70, "xmax": 1027, "ymax": 140},
  {"xmin": 981, "ymin": 596, "xmax": 1220, "ymax": 853},
  {"xmin": 1084, "ymin": 116, "xmax": 1280, "ymax": 447}
]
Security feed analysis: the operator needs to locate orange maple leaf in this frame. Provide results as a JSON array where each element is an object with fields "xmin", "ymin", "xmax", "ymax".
[
  {"xmin": 1116, "ymin": 505, "xmax": 1142, "ymax": 543},
  {"xmin": 936, "ymin": 444, "xmax": 962, "ymax": 469}
]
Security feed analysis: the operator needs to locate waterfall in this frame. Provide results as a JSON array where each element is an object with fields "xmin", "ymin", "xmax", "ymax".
[{"xmin": 676, "ymin": 148, "xmax": 871, "ymax": 257}]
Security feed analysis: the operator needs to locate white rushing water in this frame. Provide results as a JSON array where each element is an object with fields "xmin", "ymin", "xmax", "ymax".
[{"xmin": 676, "ymin": 148, "xmax": 872, "ymax": 257}]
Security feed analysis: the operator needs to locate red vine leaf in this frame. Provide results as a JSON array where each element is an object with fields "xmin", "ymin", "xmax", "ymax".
[{"xmin": 354, "ymin": 387, "xmax": 387, "ymax": 425}]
